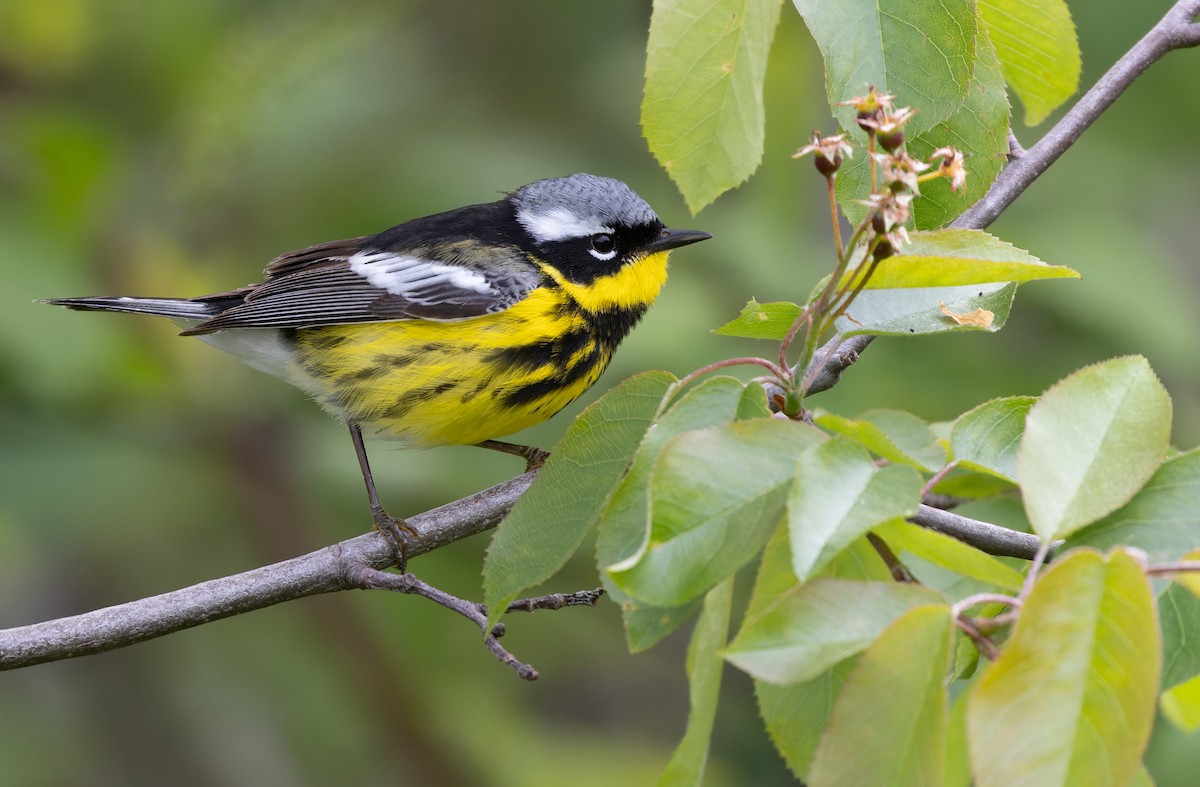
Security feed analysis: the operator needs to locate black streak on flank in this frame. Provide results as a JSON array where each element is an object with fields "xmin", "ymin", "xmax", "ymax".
[
  {"xmin": 460, "ymin": 376, "xmax": 493, "ymax": 404},
  {"xmin": 485, "ymin": 327, "xmax": 593, "ymax": 374},
  {"xmin": 333, "ymin": 351, "xmax": 425, "ymax": 385},
  {"xmin": 300, "ymin": 330, "xmax": 351, "ymax": 352},
  {"xmin": 499, "ymin": 345, "xmax": 605, "ymax": 408},
  {"xmin": 382, "ymin": 380, "xmax": 458, "ymax": 419}
]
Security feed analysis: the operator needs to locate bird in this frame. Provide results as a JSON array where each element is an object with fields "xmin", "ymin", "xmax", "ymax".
[{"xmin": 43, "ymin": 173, "xmax": 711, "ymax": 566}]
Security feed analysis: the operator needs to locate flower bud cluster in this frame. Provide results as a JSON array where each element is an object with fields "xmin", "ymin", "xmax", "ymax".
[{"xmin": 794, "ymin": 86, "xmax": 969, "ymax": 262}]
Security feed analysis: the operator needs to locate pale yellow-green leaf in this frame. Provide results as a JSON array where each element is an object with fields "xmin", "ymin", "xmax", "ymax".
[
  {"xmin": 968, "ymin": 549, "xmax": 1160, "ymax": 787},
  {"xmin": 643, "ymin": 0, "xmax": 784, "ymax": 213},
  {"xmin": 836, "ymin": 254, "xmax": 1079, "ymax": 291},
  {"xmin": 875, "ymin": 519, "xmax": 1024, "ymax": 592},
  {"xmin": 808, "ymin": 605, "xmax": 954, "ymax": 787},
  {"xmin": 978, "ymin": 0, "xmax": 1080, "ymax": 126},
  {"xmin": 658, "ymin": 579, "xmax": 733, "ymax": 786},
  {"xmin": 1019, "ymin": 356, "xmax": 1172, "ymax": 541},
  {"xmin": 1161, "ymin": 672, "xmax": 1200, "ymax": 733},
  {"xmin": 1175, "ymin": 548, "xmax": 1200, "ymax": 598}
]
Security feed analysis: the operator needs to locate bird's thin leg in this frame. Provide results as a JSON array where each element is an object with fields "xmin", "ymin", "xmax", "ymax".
[
  {"xmin": 476, "ymin": 439, "xmax": 550, "ymax": 472},
  {"xmin": 349, "ymin": 421, "xmax": 419, "ymax": 571}
]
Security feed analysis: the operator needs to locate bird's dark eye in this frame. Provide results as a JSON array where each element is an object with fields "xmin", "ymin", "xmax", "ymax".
[{"xmin": 590, "ymin": 234, "xmax": 616, "ymax": 256}]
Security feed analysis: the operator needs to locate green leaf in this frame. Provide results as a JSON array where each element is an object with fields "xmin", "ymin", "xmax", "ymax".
[
  {"xmin": 875, "ymin": 519, "xmax": 1025, "ymax": 592},
  {"xmin": 819, "ymin": 534, "xmax": 893, "ymax": 581},
  {"xmin": 658, "ymin": 578, "xmax": 732, "ymax": 787},
  {"xmin": 837, "ymin": 17, "xmax": 1010, "ymax": 230},
  {"xmin": 1159, "ymin": 581, "xmax": 1200, "ymax": 690},
  {"xmin": 745, "ymin": 523, "xmax": 799, "ymax": 619},
  {"xmin": 835, "ymin": 282, "xmax": 1017, "ymax": 337},
  {"xmin": 908, "ymin": 21, "xmax": 1011, "ymax": 230},
  {"xmin": 788, "ymin": 439, "xmax": 922, "ymax": 579},
  {"xmin": 725, "ymin": 578, "xmax": 944, "ymax": 684},
  {"xmin": 1063, "ymin": 449, "xmax": 1200, "ymax": 563},
  {"xmin": 944, "ymin": 690, "xmax": 972, "ymax": 787},
  {"xmin": 745, "ymin": 524, "xmax": 890, "ymax": 620},
  {"xmin": 643, "ymin": 0, "xmax": 784, "ymax": 213},
  {"xmin": 836, "ymin": 227, "xmax": 1074, "ymax": 292},
  {"xmin": 1162, "ymin": 672, "xmax": 1200, "ymax": 734},
  {"xmin": 748, "ymin": 526, "xmax": 901, "ymax": 780},
  {"xmin": 968, "ymin": 549, "xmax": 1160, "ymax": 787},
  {"xmin": 815, "ymin": 408, "xmax": 947, "ymax": 472},
  {"xmin": 756, "ymin": 658, "xmax": 857, "ymax": 782},
  {"xmin": 931, "ymin": 468, "xmax": 1017, "ymax": 500},
  {"xmin": 1176, "ymin": 548, "xmax": 1200, "ymax": 599},
  {"xmin": 978, "ymin": 0, "xmax": 1080, "ymax": 126},
  {"xmin": 950, "ymin": 396, "xmax": 1036, "ymax": 482},
  {"xmin": 1019, "ymin": 356, "xmax": 1173, "ymax": 541},
  {"xmin": 835, "ymin": 253, "xmax": 1079, "ymax": 291},
  {"xmin": 596, "ymin": 376, "xmax": 750, "ymax": 651},
  {"xmin": 834, "ymin": 229, "xmax": 1049, "ymax": 337},
  {"xmin": 712, "ymin": 299, "xmax": 801, "ymax": 340},
  {"xmin": 736, "ymin": 380, "xmax": 773, "ymax": 419},
  {"xmin": 608, "ymin": 419, "xmax": 821, "ymax": 607},
  {"xmin": 808, "ymin": 605, "xmax": 954, "ymax": 787},
  {"xmin": 483, "ymin": 372, "xmax": 675, "ymax": 625},
  {"xmin": 793, "ymin": 0, "xmax": 976, "ymax": 136}
]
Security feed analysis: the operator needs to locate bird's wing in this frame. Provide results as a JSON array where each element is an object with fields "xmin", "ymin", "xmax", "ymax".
[{"xmin": 181, "ymin": 238, "xmax": 541, "ymax": 335}]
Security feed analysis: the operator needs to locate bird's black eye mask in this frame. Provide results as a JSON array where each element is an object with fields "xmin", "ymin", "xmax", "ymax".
[{"xmin": 531, "ymin": 221, "xmax": 665, "ymax": 285}]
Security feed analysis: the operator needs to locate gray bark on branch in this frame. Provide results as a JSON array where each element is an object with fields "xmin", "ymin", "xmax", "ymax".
[{"xmin": 1, "ymin": 473, "xmax": 533, "ymax": 670}]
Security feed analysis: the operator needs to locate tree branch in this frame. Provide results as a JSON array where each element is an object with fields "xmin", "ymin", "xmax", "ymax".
[
  {"xmin": 804, "ymin": 334, "xmax": 875, "ymax": 396},
  {"xmin": 0, "ymin": 472, "xmax": 534, "ymax": 671},
  {"xmin": 908, "ymin": 505, "xmax": 1056, "ymax": 561},
  {"xmin": 952, "ymin": 0, "xmax": 1200, "ymax": 231}
]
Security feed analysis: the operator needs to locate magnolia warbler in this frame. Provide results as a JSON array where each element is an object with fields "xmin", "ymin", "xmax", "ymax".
[{"xmin": 44, "ymin": 173, "xmax": 710, "ymax": 562}]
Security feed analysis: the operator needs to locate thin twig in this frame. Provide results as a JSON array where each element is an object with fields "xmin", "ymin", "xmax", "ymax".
[
  {"xmin": 1145, "ymin": 560, "xmax": 1200, "ymax": 576},
  {"xmin": 502, "ymin": 588, "xmax": 605, "ymax": 613},
  {"xmin": 345, "ymin": 565, "xmax": 539, "ymax": 681},
  {"xmin": 951, "ymin": 592, "xmax": 1022, "ymax": 619},
  {"xmin": 919, "ymin": 461, "xmax": 959, "ymax": 499},
  {"xmin": 909, "ymin": 504, "xmax": 1055, "ymax": 561},
  {"xmin": 1020, "ymin": 539, "xmax": 1054, "ymax": 601},
  {"xmin": 955, "ymin": 615, "xmax": 999, "ymax": 661},
  {"xmin": 827, "ymin": 174, "xmax": 845, "ymax": 260},
  {"xmin": 1007, "ymin": 130, "xmax": 1025, "ymax": 160},
  {"xmin": 867, "ymin": 532, "xmax": 917, "ymax": 582},
  {"xmin": 672, "ymin": 355, "xmax": 789, "ymax": 394}
]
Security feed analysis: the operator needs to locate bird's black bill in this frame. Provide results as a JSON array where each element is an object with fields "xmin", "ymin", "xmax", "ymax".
[{"xmin": 645, "ymin": 228, "xmax": 713, "ymax": 254}]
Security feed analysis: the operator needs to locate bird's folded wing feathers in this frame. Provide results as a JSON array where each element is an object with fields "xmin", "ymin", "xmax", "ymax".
[{"xmin": 182, "ymin": 240, "xmax": 541, "ymax": 335}]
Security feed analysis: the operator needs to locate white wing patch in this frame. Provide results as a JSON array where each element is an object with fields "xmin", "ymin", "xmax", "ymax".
[
  {"xmin": 517, "ymin": 206, "xmax": 611, "ymax": 244},
  {"xmin": 348, "ymin": 250, "xmax": 494, "ymax": 302}
]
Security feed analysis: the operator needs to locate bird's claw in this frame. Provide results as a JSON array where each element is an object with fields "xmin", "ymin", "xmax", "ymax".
[{"xmin": 371, "ymin": 506, "xmax": 420, "ymax": 572}]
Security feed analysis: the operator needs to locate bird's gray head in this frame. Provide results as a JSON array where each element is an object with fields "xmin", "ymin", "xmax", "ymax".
[{"xmin": 511, "ymin": 174, "xmax": 660, "ymax": 250}]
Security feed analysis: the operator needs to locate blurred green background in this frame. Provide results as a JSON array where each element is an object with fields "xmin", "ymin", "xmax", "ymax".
[{"xmin": 2, "ymin": 1, "xmax": 1198, "ymax": 784}]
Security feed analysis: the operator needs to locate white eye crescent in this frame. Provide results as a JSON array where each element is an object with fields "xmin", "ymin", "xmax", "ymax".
[{"xmin": 588, "ymin": 234, "xmax": 617, "ymax": 261}]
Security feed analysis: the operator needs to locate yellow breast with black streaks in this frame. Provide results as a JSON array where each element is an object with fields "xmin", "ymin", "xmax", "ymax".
[{"xmin": 290, "ymin": 251, "xmax": 670, "ymax": 447}]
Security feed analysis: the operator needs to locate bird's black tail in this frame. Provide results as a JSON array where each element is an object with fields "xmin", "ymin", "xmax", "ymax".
[{"xmin": 39, "ymin": 296, "xmax": 221, "ymax": 321}]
